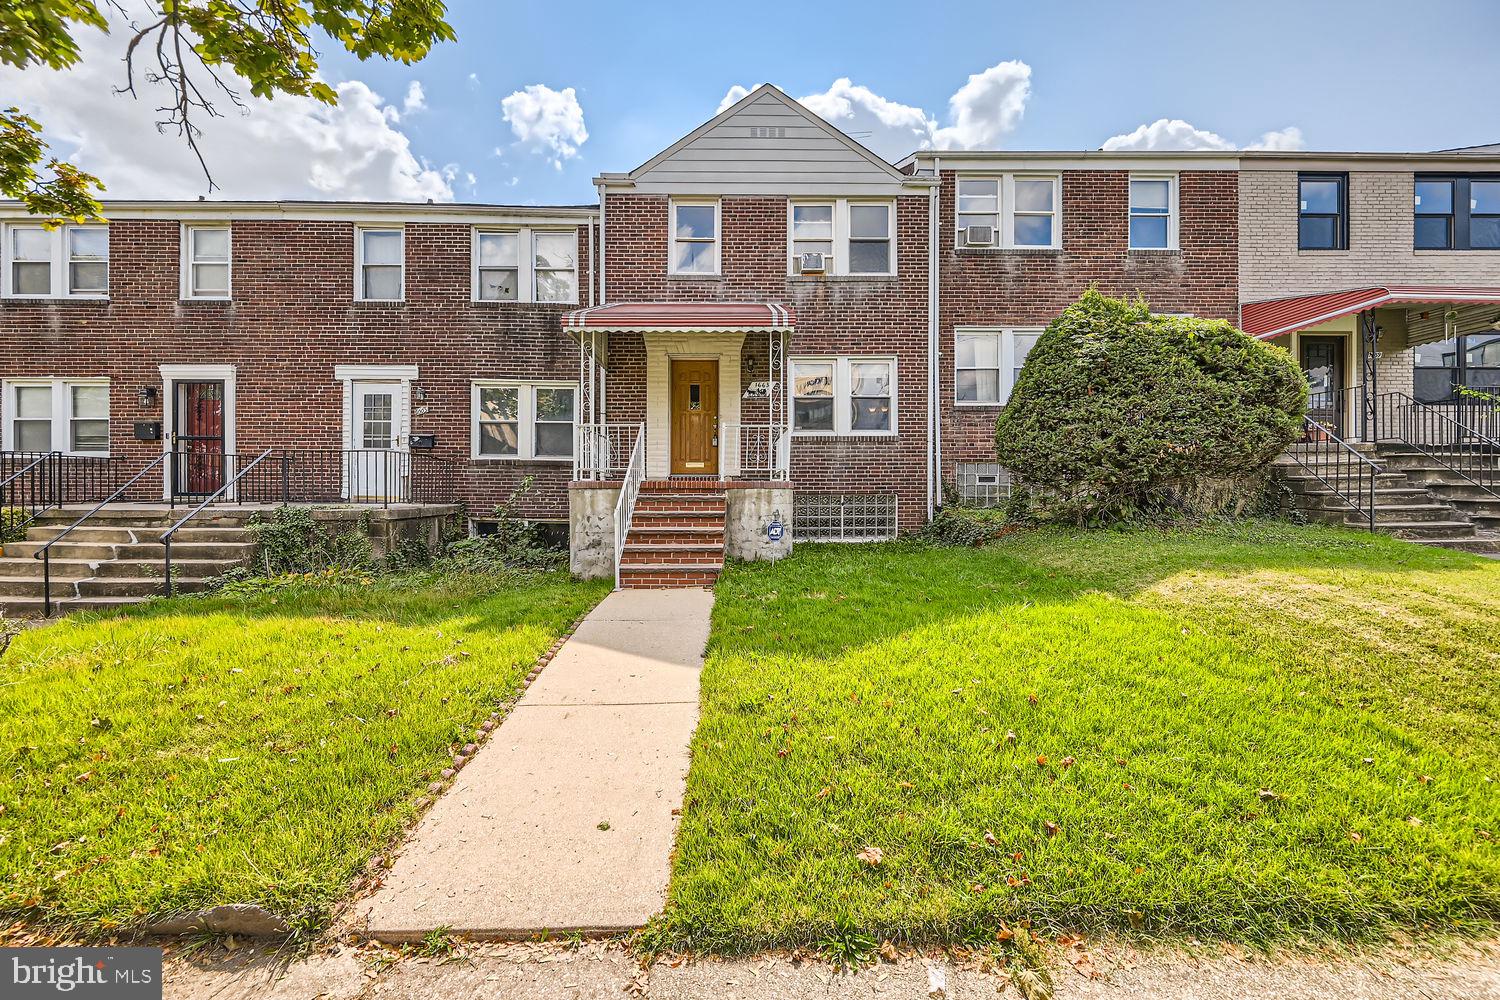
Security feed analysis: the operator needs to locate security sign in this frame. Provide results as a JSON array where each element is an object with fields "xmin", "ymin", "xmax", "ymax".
[{"xmin": 767, "ymin": 518, "xmax": 785, "ymax": 542}]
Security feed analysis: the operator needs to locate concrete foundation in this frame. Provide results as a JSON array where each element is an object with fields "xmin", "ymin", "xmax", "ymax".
[
  {"xmin": 307, "ymin": 503, "xmax": 462, "ymax": 560},
  {"xmin": 570, "ymin": 482, "xmax": 622, "ymax": 579},
  {"xmin": 725, "ymin": 485, "xmax": 794, "ymax": 561}
]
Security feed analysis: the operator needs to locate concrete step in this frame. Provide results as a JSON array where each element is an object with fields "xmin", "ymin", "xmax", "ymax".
[
  {"xmin": 1422, "ymin": 534, "xmax": 1500, "ymax": 555},
  {"xmin": 1354, "ymin": 520, "xmax": 1481, "ymax": 540},
  {"xmin": 0, "ymin": 594, "xmax": 151, "ymax": 619},
  {"xmin": 1364, "ymin": 504, "xmax": 1466, "ymax": 523},
  {"xmin": 0, "ymin": 540, "xmax": 254, "ymax": 561},
  {"xmin": 75, "ymin": 577, "xmax": 215, "ymax": 598},
  {"xmin": 0, "ymin": 557, "xmax": 95, "ymax": 580},
  {"xmin": 30, "ymin": 507, "xmax": 260, "ymax": 530},
  {"xmin": 0, "ymin": 575, "xmax": 82, "ymax": 598}
]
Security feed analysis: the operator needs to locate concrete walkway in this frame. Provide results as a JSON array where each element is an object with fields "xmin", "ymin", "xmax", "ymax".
[{"xmin": 355, "ymin": 587, "xmax": 712, "ymax": 940}]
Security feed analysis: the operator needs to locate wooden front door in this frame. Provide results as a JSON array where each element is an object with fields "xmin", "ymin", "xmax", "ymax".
[
  {"xmin": 670, "ymin": 359, "xmax": 719, "ymax": 475},
  {"xmin": 1300, "ymin": 336, "xmax": 1345, "ymax": 435},
  {"xmin": 172, "ymin": 380, "xmax": 226, "ymax": 496}
]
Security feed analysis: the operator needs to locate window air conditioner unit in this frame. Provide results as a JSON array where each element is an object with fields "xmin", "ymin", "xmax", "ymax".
[
  {"xmin": 798, "ymin": 251, "xmax": 827, "ymax": 274},
  {"xmin": 964, "ymin": 225, "xmax": 995, "ymax": 247}
]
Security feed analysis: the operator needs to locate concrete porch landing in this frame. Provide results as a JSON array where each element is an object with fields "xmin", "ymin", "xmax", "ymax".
[{"xmin": 354, "ymin": 587, "xmax": 711, "ymax": 940}]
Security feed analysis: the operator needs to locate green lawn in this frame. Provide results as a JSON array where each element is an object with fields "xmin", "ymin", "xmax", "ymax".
[
  {"xmin": 0, "ymin": 570, "xmax": 608, "ymax": 933},
  {"xmin": 668, "ymin": 521, "xmax": 1500, "ymax": 950}
]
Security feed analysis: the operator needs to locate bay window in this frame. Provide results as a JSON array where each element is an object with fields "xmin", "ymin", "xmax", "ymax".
[
  {"xmin": 955, "ymin": 328, "xmax": 1041, "ymax": 405},
  {"xmin": 3, "ymin": 224, "xmax": 109, "ymax": 298},
  {"xmin": 472, "ymin": 381, "xmax": 576, "ymax": 460},
  {"xmin": 790, "ymin": 357, "xmax": 896, "ymax": 435},
  {"xmin": 3, "ymin": 379, "xmax": 110, "ymax": 455},
  {"xmin": 670, "ymin": 200, "xmax": 719, "ymax": 274}
]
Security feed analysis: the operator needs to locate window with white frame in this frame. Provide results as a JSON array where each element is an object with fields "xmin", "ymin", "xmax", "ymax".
[
  {"xmin": 472, "ymin": 381, "xmax": 576, "ymax": 460},
  {"xmin": 788, "ymin": 200, "xmax": 895, "ymax": 275},
  {"xmin": 790, "ymin": 357, "xmax": 896, "ymax": 435},
  {"xmin": 955, "ymin": 328, "xmax": 1041, "ymax": 405},
  {"xmin": 356, "ymin": 227, "xmax": 404, "ymax": 301},
  {"xmin": 472, "ymin": 228, "xmax": 578, "ymax": 303},
  {"xmin": 1129, "ymin": 175, "xmax": 1177, "ymax": 249},
  {"xmin": 670, "ymin": 200, "xmax": 719, "ymax": 274},
  {"xmin": 182, "ymin": 225, "xmax": 231, "ymax": 299},
  {"xmin": 1010, "ymin": 177, "xmax": 1057, "ymax": 248},
  {"xmin": 3, "ymin": 224, "xmax": 109, "ymax": 298},
  {"xmin": 956, "ymin": 178, "xmax": 1001, "ymax": 244},
  {"xmin": 3, "ymin": 379, "xmax": 110, "ymax": 454}
]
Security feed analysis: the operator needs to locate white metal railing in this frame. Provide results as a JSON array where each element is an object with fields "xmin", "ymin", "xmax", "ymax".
[
  {"xmin": 576, "ymin": 422, "xmax": 641, "ymax": 480},
  {"xmin": 612, "ymin": 423, "xmax": 646, "ymax": 589},
  {"xmin": 723, "ymin": 422, "xmax": 791, "ymax": 481}
]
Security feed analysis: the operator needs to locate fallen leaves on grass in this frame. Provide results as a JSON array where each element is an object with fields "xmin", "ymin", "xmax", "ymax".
[{"xmin": 856, "ymin": 846, "xmax": 883, "ymax": 867}]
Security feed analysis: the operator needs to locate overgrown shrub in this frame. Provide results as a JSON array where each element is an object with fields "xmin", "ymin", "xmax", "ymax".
[
  {"xmin": 994, "ymin": 290, "xmax": 1305, "ymax": 525},
  {"xmin": 1, "ymin": 508, "xmax": 27, "ymax": 544},
  {"xmin": 246, "ymin": 505, "xmax": 374, "ymax": 576},
  {"xmin": 920, "ymin": 506, "xmax": 1011, "ymax": 547},
  {"xmin": 437, "ymin": 476, "xmax": 564, "ymax": 573}
]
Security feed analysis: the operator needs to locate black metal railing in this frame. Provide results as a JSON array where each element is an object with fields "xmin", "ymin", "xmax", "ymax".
[
  {"xmin": 167, "ymin": 449, "xmax": 457, "ymax": 507},
  {"xmin": 1286, "ymin": 416, "xmax": 1379, "ymax": 532},
  {"xmin": 1, "ymin": 453, "xmax": 60, "ymax": 541},
  {"xmin": 31, "ymin": 453, "xmax": 171, "ymax": 617},
  {"xmin": 160, "ymin": 450, "xmax": 275, "ymax": 599},
  {"xmin": 1370, "ymin": 391, "xmax": 1500, "ymax": 498}
]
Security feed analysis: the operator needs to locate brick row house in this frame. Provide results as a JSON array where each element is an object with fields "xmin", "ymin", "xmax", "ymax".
[{"xmin": 3, "ymin": 85, "xmax": 1499, "ymax": 593}]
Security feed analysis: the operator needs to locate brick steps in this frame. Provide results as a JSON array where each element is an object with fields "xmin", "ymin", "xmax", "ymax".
[{"xmin": 618, "ymin": 480, "xmax": 726, "ymax": 589}]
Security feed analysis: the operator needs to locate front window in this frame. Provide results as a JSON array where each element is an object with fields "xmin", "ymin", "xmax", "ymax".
[
  {"xmin": 1129, "ymin": 176, "xmax": 1174, "ymax": 250},
  {"xmin": 1414, "ymin": 179, "xmax": 1454, "ymax": 249},
  {"xmin": 1012, "ymin": 178, "xmax": 1056, "ymax": 248},
  {"xmin": 671, "ymin": 201, "xmax": 719, "ymax": 274},
  {"xmin": 357, "ymin": 227, "xmax": 404, "ymax": 300},
  {"xmin": 184, "ymin": 226, "xmax": 231, "ymax": 298},
  {"xmin": 956, "ymin": 329, "xmax": 1042, "ymax": 405},
  {"xmin": 956, "ymin": 179, "xmax": 1000, "ymax": 244},
  {"xmin": 790, "ymin": 357, "xmax": 896, "ymax": 435},
  {"xmin": 533, "ymin": 231, "xmax": 577, "ymax": 302},
  {"xmin": 476, "ymin": 231, "xmax": 520, "ymax": 300},
  {"xmin": 1298, "ymin": 173, "xmax": 1347, "ymax": 250},
  {"xmin": 4, "ymin": 224, "xmax": 110, "ymax": 298},
  {"xmin": 4, "ymin": 380, "xmax": 110, "ymax": 455},
  {"xmin": 1415, "ymin": 334, "xmax": 1500, "ymax": 404},
  {"xmin": 472, "ymin": 382, "xmax": 576, "ymax": 460},
  {"xmin": 788, "ymin": 200, "xmax": 895, "ymax": 275},
  {"xmin": 791, "ymin": 203, "xmax": 834, "ymax": 273},
  {"xmin": 1472, "ymin": 180, "xmax": 1500, "ymax": 249},
  {"xmin": 848, "ymin": 204, "xmax": 892, "ymax": 273}
]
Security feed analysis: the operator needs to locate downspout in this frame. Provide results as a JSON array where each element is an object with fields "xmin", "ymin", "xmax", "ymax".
[
  {"xmin": 926, "ymin": 155, "xmax": 941, "ymax": 521},
  {"xmin": 587, "ymin": 213, "xmax": 596, "ymax": 307},
  {"xmin": 596, "ymin": 182, "xmax": 607, "ymax": 305}
]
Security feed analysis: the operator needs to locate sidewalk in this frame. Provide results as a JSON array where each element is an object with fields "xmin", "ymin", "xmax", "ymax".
[{"xmin": 355, "ymin": 587, "xmax": 712, "ymax": 939}]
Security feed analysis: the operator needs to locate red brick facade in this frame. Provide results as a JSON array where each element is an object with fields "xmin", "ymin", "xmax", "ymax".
[{"xmin": 935, "ymin": 169, "xmax": 1240, "ymax": 482}]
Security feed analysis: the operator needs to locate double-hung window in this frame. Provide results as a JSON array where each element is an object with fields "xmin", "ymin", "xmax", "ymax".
[
  {"xmin": 3, "ymin": 379, "xmax": 110, "ymax": 455},
  {"xmin": 3, "ymin": 224, "xmax": 109, "ymax": 298},
  {"xmin": 1011, "ymin": 177, "xmax": 1057, "ymax": 248},
  {"xmin": 787, "ymin": 200, "xmax": 895, "ymax": 275},
  {"xmin": 1297, "ymin": 173, "xmax": 1347, "ymax": 250},
  {"xmin": 356, "ymin": 226, "xmax": 404, "ymax": 300},
  {"xmin": 472, "ymin": 381, "xmax": 576, "ymax": 460},
  {"xmin": 670, "ymin": 200, "xmax": 719, "ymax": 274},
  {"xmin": 182, "ymin": 225, "xmax": 231, "ymax": 298},
  {"xmin": 955, "ymin": 328, "xmax": 1041, "ymax": 405},
  {"xmin": 1418, "ymin": 175, "xmax": 1500, "ymax": 250},
  {"xmin": 790, "ymin": 357, "xmax": 896, "ymax": 435},
  {"xmin": 956, "ymin": 178, "xmax": 1001, "ymax": 244},
  {"xmin": 1129, "ymin": 175, "xmax": 1176, "ymax": 250},
  {"xmin": 472, "ymin": 228, "xmax": 578, "ymax": 302},
  {"xmin": 953, "ymin": 175, "xmax": 1060, "ymax": 249}
]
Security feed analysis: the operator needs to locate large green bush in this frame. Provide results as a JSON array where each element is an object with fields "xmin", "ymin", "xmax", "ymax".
[{"xmin": 994, "ymin": 290, "xmax": 1306, "ymax": 524}]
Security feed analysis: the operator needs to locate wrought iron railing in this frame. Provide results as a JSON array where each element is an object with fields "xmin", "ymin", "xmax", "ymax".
[
  {"xmin": 1285, "ymin": 416, "xmax": 1379, "ymax": 532},
  {"xmin": 613, "ymin": 424, "xmax": 646, "ymax": 589},
  {"xmin": 723, "ymin": 423, "xmax": 790, "ymax": 481},
  {"xmin": 576, "ymin": 423, "xmax": 642, "ymax": 480},
  {"xmin": 168, "ymin": 449, "xmax": 458, "ymax": 507},
  {"xmin": 160, "ymin": 450, "xmax": 275, "ymax": 599},
  {"xmin": 1369, "ymin": 391, "xmax": 1500, "ymax": 498},
  {"xmin": 1, "ymin": 452, "xmax": 61, "ymax": 541}
]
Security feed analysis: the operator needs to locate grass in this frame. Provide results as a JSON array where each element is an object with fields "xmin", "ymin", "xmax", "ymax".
[
  {"xmin": 0, "ymin": 570, "xmax": 609, "ymax": 934},
  {"xmin": 668, "ymin": 520, "xmax": 1500, "ymax": 950}
]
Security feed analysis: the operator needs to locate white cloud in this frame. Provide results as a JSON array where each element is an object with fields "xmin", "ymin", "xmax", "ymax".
[
  {"xmin": 402, "ymin": 81, "xmax": 427, "ymax": 116},
  {"xmin": 716, "ymin": 84, "xmax": 754, "ymax": 114},
  {"xmin": 1101, "ymin": 118, "xmax": 1306, "ymax": 152},
  {"xmin": 714, "ymin": 61, "xmax": 1033, "ymax": 162},
  {"xmin": 0, "ymin": 10, "xmax": 455, "ymax": 201},
  {"xmin": 500, "ymin": 84, "xmax": 588, "ymax": 169}
]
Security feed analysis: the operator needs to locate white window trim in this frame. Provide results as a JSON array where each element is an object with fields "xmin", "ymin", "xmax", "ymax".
[
  {"xmin": 1, "ymin": 223, "xmax": 110, "ymax": 299},
  {"xmin": 1, "ymin": 377, "xmax": 111, "ymax": 456},
  {"xmin": 1005, "ymin": 174, "xmax": 1062, "ymax": 250},
  {"xmin": 668, "ymin": 198, "xmax": 721, "ymax": 276},
  {"xmin": 470, "ymin": 379, "xmax": 578, "ymax": 462},
  {"xmin": 954, "ymin": 327, "xmax": 1043, "ymax": 407},
  {"xmin": 180, "ymin": 223, "xmax": 233, "ymax": 300},
  {"xmin": 1128, "ymin": 172, "xmax": 1180, "ymax": 251},
  {"xmin": 954, "ymin": 177, "xmax": 1003, "ymax": 246},
  {"xmin": 354, "ymin": 225, "xmax": 405, "ymax": 302},
  {"xmin": 790, "ymin": 356, "xmax": 898, "ymax": 437},
  {"xmin": 470, "ymin": 227, "xmax": 578, "ymax": 304},
  {"xmin": 787, "ymin": 200, "xmax": 897, "ymax": 277}
]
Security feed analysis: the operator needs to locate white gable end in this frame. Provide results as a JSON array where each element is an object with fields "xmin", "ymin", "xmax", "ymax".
[{"xmin": 624, "ymin": 86, "xmax": 914, "ymax": 197}]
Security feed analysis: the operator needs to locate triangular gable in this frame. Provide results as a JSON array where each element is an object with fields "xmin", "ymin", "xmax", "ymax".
[{"xmin": 623, "ymin": 84, "xmax": 912, "ymax": 196}]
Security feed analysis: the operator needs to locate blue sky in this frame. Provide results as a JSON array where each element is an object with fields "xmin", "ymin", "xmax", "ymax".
[{"xmin": 6, "ymin": 0, "xmax": 1498, "ymax": 205}]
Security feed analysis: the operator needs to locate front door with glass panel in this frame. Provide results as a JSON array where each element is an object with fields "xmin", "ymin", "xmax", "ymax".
[
  {"xmin": 172, "ymin": 380, "xmax": 226, "ymax": 496},
  {"xmin": 670, "ymin": 360, "xmax": 719, "ymax": 476},
  {"xmin": 350, "ymin": 381, "xmax": 405, "ymax": 501},
  {"xmin": 1300, "ymin": 336, "xmax": 1345, "ymax": 435}
]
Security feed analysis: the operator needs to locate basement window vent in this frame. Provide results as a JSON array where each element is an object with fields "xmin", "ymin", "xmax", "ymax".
[
  {"xmin": 749, "ymin": 126, "xmax": 787, "ymax": 139},
  {"xmin": 954, "ymin": 463, "xmax": 1013, "ymax": 508},
  {"xmin": 793, "ymin": 492, "xmax": 897, "ymax": 542}
]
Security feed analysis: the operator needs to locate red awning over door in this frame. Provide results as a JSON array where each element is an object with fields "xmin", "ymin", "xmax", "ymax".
[
  {"xmin": 1242, "ymin": 285, "xmax": 1500, "ymax": 340},
  {"xmin": 563, "ymin": 302, "xmax": 795, "ymax": 332}
]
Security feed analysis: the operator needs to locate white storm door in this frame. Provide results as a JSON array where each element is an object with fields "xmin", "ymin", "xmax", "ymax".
[{"xmin": 349, "ymin": 381, "xmax": 406, "ymax": 501}]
